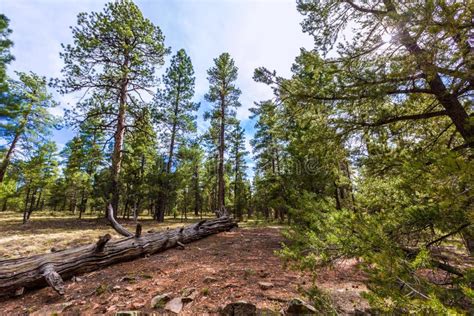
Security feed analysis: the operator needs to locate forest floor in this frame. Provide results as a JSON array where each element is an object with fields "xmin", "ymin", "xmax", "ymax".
[{"xmin": 0, "ymin": 213, "xmax": 369, "ymax": 315}]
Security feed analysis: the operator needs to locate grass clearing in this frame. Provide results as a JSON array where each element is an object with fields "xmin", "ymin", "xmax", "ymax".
[{"xmin": 0, "ymin": 211, "xmax": 216, "ymax": 259}]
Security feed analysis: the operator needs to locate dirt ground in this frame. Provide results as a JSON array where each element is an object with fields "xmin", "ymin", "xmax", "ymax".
[{"xmin": 0, "ymin": 215, "xmax": 369, "ymax": 315}]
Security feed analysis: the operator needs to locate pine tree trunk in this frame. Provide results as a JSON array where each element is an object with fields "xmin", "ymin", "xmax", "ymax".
[
  {"xmin": 462, "ymin": 229, "xmax": 474, "ymax": 256},
  {"xmin": 0, "ymin": 124, "xmax": 22, "ymax": 183},
  {"xmin": 1, "ymin": 198, "xmax": 7, "ymax": 212},
  {"xmin": 217, "ymin": 100, "xmax": 226, "ymax": 217},
  {"xmin": 194, "ymin": 163, "xmax": 200, "ymax": 216},
  {"xmin": 385, "ymin": 0, "xmax": 473, "ymax": 145},
  {"xmin": 110, "ymin": 58, "xmax": 130, "ymax": 218}
]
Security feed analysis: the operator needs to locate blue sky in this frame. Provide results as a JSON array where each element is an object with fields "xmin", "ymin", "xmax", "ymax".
[{"xmin": 1, "ymin": 0, "xmax": 313, "ymax": 173}]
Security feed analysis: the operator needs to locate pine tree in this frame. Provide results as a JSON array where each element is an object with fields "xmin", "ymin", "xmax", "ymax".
[
  {"xmin": 62, "ymin": 118, "xmax": 104, "ymax": 218},
  {"xmin": 0, "ymin": 14, "xmax": 14, "ymax": 92},
  {"xmin": 253, "ymin": 1, "xmax": 473, "ymax": 312},
  {"xmin": 153, "ymin": 49, "xmax": 198, "ymax": 221},
  {"xmin": 121, "ymin": 107, "xmax": 157, "ymax": 221},
  {"xmin": 20, "ymin": 141, "xmax": 59, "ymax": 223},
  {"xmin": 250, "ymin": 101, "xmax": 283, "ymax": 177},
  {"xmin": 228, "ymin": 122, "xmax": 249, "ymax": 220},
  {"xmin": 204, "ymin": 53, "xmax": 241, "ymax": 217},
  {"xmin": 0, "ymin": 72, "xmax": 58, "ymax": 183},
  {"xmin": 58, "ymin": 0, "xmax": 168, "ymax": 217}
]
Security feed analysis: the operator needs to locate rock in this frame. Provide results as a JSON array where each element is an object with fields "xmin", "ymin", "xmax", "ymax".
[
  {"xmin": 150, "ymin": 293, "xmax": 172, "ymax": 309},
  {"xmin": 203, "ymin": 276, "xmax": 218, "ymax": 284},
  {"xmin": 182, "ymin": 287, "xmax": 198, "ymax": 302},
  {"xmin": 258, "ymin": 270, "xmax": 270, "ymax": 278},
  {"xmin": 258, "ymin": 282, "xmax": 273, "ymax": 290},
  {"xmin": 14, "ymin": 287, "xmax": 24, "ymax": 296},
  {"xmin": 121, "ymin": 276, "xmax": 136, "ymax": 282},
  {"xmin": 164, "ymin": 297, "xmax": 184, "ymax": 314},
  {"xmin": 115, "ymin": 312, "xmax": 142, "ymax": 316},
  {"xmin": 131, "ymin": 301, "xmax": 145, "ymax": 309},
  {"xmin": 112, "ymin": 285, "xmax": 121, "ymax": 291},
  {"xmin": 221, "ymin": 301, "xmax": 257, "ymax": 316},
  {"xmin": 283, "ymin": 298, "xmax": 317, "ymax": 315}
]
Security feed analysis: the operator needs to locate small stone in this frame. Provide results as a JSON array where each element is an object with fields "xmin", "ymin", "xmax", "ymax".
[
  {"xmin": 203, "ymin": 276, "xmax": 218, "ymax": 284},
  {"xmin": 115, "ymin": 312, "xmax": 142, "ymax": 316},
  {"xmin": 131, "ymin": 301, "xmax": 145, "ymax": 309},
  {"xmin": 125, "ymin": 286, "xmax": 133, "ymax": 291},
  {"xmin": 284, "ymin": 298, "xmax": 317, "ymax": 315},
  {"xmin": 14, "ymin": 287, "xmax": 24, "ymax": 296},
  {"xmin": 221, "ymin": 301, "xmax": 257, "ymax": 316},
  {"xmin": 164, "ymin": 297, "xmax": 184, "ymax": 314},
  {"xmin": 121, "ymin": 276, "xmax": 136, "ymax": 282},
  {"xmin": 258, "ymin": 271, "xmax": 270, "ymax": 278},
  {"xmin": 182, "ymin": 287, "xmax": 196, "ymax": 297},
  {"xmin": 150, "ymin": 293, "xmax": 172, "ymax": 309},
  {"xmin": 182, "ymin": 287, "xmax": 198, "ymax": 302},
  {"xmin": 75, "ymin": 277, "xmax": 83, "ymax": 282},
  {"xmin": 258, "ymin": 282, "xmax": 274, "ymax": 290},
  {"xmin": 112, "ymin": 285, "xmax": 121, "ymax": 291}
]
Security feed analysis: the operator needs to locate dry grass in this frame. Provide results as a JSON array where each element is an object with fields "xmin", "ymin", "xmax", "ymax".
[{"xmin": 0, "ymin": 212, "xmax": 214, "ymax": 259}]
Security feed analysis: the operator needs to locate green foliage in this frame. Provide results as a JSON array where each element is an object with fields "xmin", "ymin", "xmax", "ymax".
[
  {"xmin": 0, "ymin": 72, "xmax": 59, "ymax": 183},
  {"xmin": 154, "ymin": 48, "xmax": 199, "ymax": 161},
  {"xmin": 253, "ymin": 1, "xmax": 473, "ymax": 312},
  {"xmin": 0, "ymin": 14, "xmax": 14, "ymax": 92},
  {"xmin": 58, "ymin": 0, "xmax": 168, "ymax": 96},
  {"xmin": 228, "ymin": 122, "xmax": 249, "ymax": 219},
  {"xmin": 204, "ymin": 52, "xmax": 242, "ymax": 215}
]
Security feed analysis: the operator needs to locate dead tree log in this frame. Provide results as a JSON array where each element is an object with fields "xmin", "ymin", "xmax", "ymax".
[
  {"xmin": 0, "ymin": 216, "xmax": 237, "ymax": 297},
  {"xmin": 107, "ymin": 204, "xmax": 134, "ymax": 237}
]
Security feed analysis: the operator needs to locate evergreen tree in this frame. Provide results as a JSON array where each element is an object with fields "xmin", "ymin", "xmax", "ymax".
[
  {"xmin": 250, "ymin": 101, "xmax": 284, "ymax": 177},
  {"xmin": 121, "ymin": 107, "xmax": 157, "ymax": 221},
  {"xmin": 62, "ymin": 118, "xmax": 104, "ymax": 218},
  {"xmin": 58, "ymin": 0, "xmax": 168, "ymax": 217},
  {"xmin": 254, "ymin": 1, "xmax": 474, "ymax": 312},
  {"xmin": 153, "ymin": 49, "xmax": 198, "ymax": 221},
  {"xmin": 0, "ymin": 14, "xmax": 14, "ymax": 92},
  {"xmin": 20, "ymin": 141, "xmax": 59, "ymax": 223},
  {"xmin": 228, "ymin": 122, "xmax": 249, "ymax": 220},
  {"xmin": 204, "ymin": 53, "xmax": 241, "ymax": 217},
  {"xmin": 0, "ymin": 72, "xmax": 58, "ymax": 183}
]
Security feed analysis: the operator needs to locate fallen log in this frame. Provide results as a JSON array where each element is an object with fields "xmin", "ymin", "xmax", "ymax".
[{"xmin": 0, "ymin": 216, "xmax": 237, "ymax": 297}]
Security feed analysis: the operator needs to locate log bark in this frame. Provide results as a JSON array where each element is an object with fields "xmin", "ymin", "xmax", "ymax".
[
  {"xmin": 0, "ymin": 217, "xmax": 237, "ymax": 297},
  {"xmin": 107, "ymin": 204, "xmax": 134, "ymax": 237}
]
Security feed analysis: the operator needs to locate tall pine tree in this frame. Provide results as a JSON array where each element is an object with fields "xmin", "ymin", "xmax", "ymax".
[
  {"xmin": 58, "ymin": 0, "xmax": 168, "ymax": 217},
  {"xmin": 204, "ymin": 53, "xmax": 241, "ymax": 217},
  {"xmin": 153, "ymin": 49, "xmax": 198, "ymax": 221}
]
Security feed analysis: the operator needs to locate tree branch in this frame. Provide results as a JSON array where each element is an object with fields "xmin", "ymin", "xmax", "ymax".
[
  {"xmin": 426, "ymin": 223, "xmax": 471, "ymax": 248},
  {"xmin": 343, "ymin": 0, "xmax": 388, "ymax": 15},
  {"xmin": 338, "ymin": 110, "xmax": 447, "ymax": 127}
]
